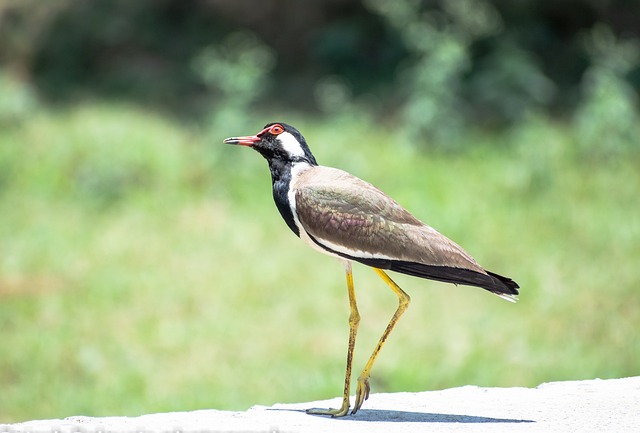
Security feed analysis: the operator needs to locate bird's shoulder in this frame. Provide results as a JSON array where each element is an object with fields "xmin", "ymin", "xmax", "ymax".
[{"xmin": 292, "ymin": 165, "xmax": 421, "ymax": 226}]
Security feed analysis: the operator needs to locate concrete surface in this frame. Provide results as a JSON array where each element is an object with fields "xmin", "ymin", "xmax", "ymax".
[{"xmin": 3, "ymin": 377, "xmax": 639, "ymax": 433}]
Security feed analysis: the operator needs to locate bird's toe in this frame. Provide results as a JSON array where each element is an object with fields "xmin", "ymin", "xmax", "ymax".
[{"xmin": 352, "ymin": 376, "xmax": 371, "ymax": 414}]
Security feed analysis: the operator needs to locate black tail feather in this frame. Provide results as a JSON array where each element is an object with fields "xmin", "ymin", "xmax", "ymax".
[
  {"xmin": 353, "ymin": 257, "xmax": 519, "ymax": 297},
  {"xmin": 486, "ymin": 270, "xmax": 520, "ymax": 295}
]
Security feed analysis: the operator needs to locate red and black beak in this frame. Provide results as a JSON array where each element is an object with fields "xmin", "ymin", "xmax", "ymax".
[
  {"xmin": 224, "ymin": 126, "xmax": 272, "ymax": 147},
  {"xmin": 223, "ymin": 135, "xmax": 261, "ymax": 146}
]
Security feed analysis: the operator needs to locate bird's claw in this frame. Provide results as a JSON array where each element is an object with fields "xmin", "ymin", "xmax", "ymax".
[
  {"xmin": 352, "ymin": 375, "xmax": 370, "ymax": 414},
  {"xmin": 307, "ymin": 395, "xmax": 351, "ymax": 418},
  {"xmin": 307, "ymin": 376, "xmax": 371, "ymax": 417}
]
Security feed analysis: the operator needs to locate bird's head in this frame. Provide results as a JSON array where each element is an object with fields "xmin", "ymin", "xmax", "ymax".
[{"xmin": 223, "ymin": 122, "xmax": 318, "ymax": 166}]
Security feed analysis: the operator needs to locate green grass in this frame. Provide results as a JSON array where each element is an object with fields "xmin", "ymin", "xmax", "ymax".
[{"xmin": 1, "ymin": 104, "xmax": 639, "ymax": 422}]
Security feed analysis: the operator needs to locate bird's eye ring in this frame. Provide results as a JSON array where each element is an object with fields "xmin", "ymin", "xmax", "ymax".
[{"xmin": 269, "ymin": 124, "xmax": 284, "ymax": 135}]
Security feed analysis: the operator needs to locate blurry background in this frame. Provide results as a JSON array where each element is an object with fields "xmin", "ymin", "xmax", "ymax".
[{"xmin": 1, "ymin": 0, "xmax": 639, "ymax": 423}]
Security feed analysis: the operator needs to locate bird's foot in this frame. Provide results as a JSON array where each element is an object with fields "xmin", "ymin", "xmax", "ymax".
[
  {"xmin": 352, "ymin": 375, "xmax": 371, "ymax": 414},
  {"xmin": 306, "ymin": 400, "xmax": 350, "ymax": 418}
]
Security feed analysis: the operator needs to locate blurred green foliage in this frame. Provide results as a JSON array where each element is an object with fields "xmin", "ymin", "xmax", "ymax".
[
  {"xmin": 364, "ymin": 0, "xmax": 503, "ymax": 144},
  {"xmin": 192, "ymin": 31, "xmax": 276, "ymax": 134},
  {"xmin": 0, "ymin": 71, "xmax": 36, "ymax": 126},
  {"xmin": 1, "ymin": 0, "xmax": 639, "ymax": 136},
  {"xmin": 0, "ymin": 0, "xmax": 639, "ymax": 424},
  {"xmin": 573, "ymin": 25, "xmax": 640, "ymax": 158}
]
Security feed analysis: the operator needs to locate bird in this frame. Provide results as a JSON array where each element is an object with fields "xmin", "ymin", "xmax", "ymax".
[{"xmin": 223, "ymin": 122, "xmax": 519, "ymax": 417}]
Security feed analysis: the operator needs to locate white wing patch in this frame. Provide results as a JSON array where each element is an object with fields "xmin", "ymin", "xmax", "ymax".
[
  {"xmin": 278, "ymin": 131, "xmax": 307, "ymax": 159},
  {"xmin": 307, "ymin": 235, "xmax": 398, "ymax": 261}
]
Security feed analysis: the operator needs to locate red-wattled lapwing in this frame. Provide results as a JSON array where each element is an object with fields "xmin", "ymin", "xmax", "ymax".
[{"xmin": 223, "ymin": 123, "xmax": 519, "ymax": 417}]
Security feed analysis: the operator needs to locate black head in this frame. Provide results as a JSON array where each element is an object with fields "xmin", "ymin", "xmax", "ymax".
[{"xmin": 223, "ymin": 122, "xmax": 318, "ymax": 166}]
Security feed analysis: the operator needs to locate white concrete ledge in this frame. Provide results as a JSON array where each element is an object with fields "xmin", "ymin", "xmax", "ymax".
[{"xmin": 3, "ymin": 377, "xmax": 639, "ymax": 433}]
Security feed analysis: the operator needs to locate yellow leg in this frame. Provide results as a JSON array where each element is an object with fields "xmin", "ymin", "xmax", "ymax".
[
  {"xmin": 352, "ymin": 268, "xmax": 410, "ymax": 414},
  {"xmin": 307, "ymin": 261, "xmax": 360, "ymax": 417}
]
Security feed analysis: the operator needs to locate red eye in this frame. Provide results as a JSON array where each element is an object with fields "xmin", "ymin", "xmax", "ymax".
[{"xmin": 270, "ymin": 124, "xmax": 284, "ymax": 135}]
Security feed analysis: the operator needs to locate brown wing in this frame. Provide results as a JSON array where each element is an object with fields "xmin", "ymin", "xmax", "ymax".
[
  {"xmin": 293, "ymin": 166, "xmax": 484, "ymax": 271},
  {"xmin": 293, "ymin": 166, "xmax": 519, "ymax": 296}
]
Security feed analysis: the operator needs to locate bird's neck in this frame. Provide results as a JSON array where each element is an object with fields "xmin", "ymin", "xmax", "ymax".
[{"xmin": 268, "ymin": 159, "xmax": 304, "ymax": 237}]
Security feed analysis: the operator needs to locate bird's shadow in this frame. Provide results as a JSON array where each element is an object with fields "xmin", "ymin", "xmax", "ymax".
[{"xmin": 268, "ymin": 408, "xmax": 534, "ymax": 423}]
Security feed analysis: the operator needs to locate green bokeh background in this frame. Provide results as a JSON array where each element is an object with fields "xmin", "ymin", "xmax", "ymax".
[{"xmin": 1, "ymin": 0, "xmax": 639, "ymax": 423}]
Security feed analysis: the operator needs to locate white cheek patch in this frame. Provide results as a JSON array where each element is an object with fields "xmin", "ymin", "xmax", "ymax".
[{"xmin": 278, "ymin": 131, "xmax": 306, "ymax": 158}]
